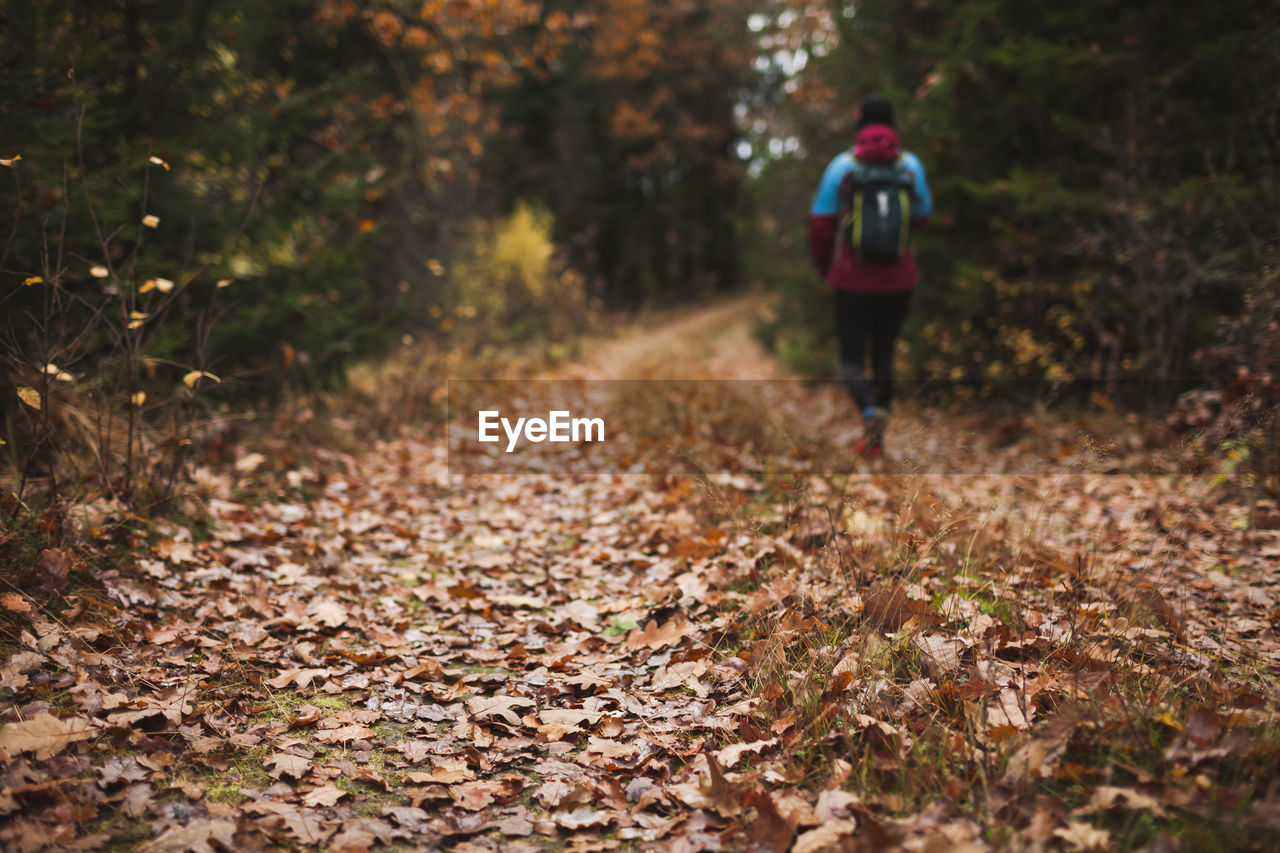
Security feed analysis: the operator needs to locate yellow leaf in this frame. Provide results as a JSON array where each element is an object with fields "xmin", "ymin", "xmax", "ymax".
[
  {"xmin": 142, "ymin": 214, "xmax": 160, "ymax": 228},
  {"xmin": 139, "ymin": 279, "xmax": 157, "ymax": 293},
  {"xmin": 0, "ymin": 155, "xmax": 20, "ymax": 167},
  {"xmin": 24, "ymin": 276, "xmax": 42, "ymax": 286},
  {"xmin": 182, "ymin": 370, "xmax": 220, "ymax": 388},
  {"xmin": 90, "ymin": 265, "xmax": 109, "ymax": 278},
  {"xmin": 154, "ymin": 277, "xmax": 174, "ymax": 293},
  {"xmin": 43, "ymin": 364, "xmax": 73, "ymax": 382},
  {"xmin": 216, "ymin": 279, "xmax": 232, "ymax": 288},
  {"xmin": 131, "ymin": 391, "xmax": 147, "ymax": 406},
  {"xmin": 130, "ymin": 311, "xmax": 148, "ymax": 320},
  {"xmin": 17, "ymin": 386, "xmax": 41, "ymax": 410},
  {"xmin": 149, "ymin": 156, "xmax": 169, "ymax": 170}
]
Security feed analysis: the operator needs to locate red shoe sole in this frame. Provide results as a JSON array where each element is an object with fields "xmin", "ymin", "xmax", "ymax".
[{"xmin": 854, "ymin": 440, "xmax": 882, "ymax": 459}]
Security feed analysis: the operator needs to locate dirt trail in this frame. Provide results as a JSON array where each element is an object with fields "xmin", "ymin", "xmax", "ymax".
[{"xmin": 560, "ymin": 294, "xmax": 789, "ymax": 381}]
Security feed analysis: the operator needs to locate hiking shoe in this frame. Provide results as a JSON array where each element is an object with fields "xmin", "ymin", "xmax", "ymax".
[
  {"xmin": 861, "ymin": 406, "xmax": 888, "ymax": 447},
  {"xmin": 854, "ymin": 437, "xmax": 883, "ymax": 459}
]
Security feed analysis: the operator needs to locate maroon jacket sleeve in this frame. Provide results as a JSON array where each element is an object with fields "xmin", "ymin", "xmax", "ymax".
[{"xmin": 808, "ymin": 215, "xmax": 837, "ymax": 279}]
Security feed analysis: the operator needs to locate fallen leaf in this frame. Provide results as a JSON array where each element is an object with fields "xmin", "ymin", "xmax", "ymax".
[
  {"xmin": 37, "ymin": 548, "xmax": 71, "ymax": 594},
  {"xmin": 0, "ymin": 594, "xmax": 32, "ymax": 614},
  {"xmin": 1073, "ymin": 785, "xmax": 1167, "ymax": 818},
  {"xmin": 586, "ymin": 736, "xmax": 638, "ymax": 761},
  {"xmin": 289, "ymin": 704, "xmax": 322, "ymax": 726},
  {"xmin": 136, "ymin": 818, "xmax": 236, "ymax": 853},
  {"xmin": 0, "ymin": 713, "xmax": 95, "ymax": 759},
  {"xmin": 623, "ymin": 615, "xmax": 693, "ymax": 652},
  {"xmin": 815, "ymin": 788, "xmax": 861, "ymax": 822},
  {"xmin": 303, "ymin": 784, "xmax": 349, "ymax": 807},
  {"xmin": 538, "ymin": 709, "xmax": 603, "ymax": 727},
  {"xmin": 308, "ymin": 598, "xmax": 348, "ymax": 628},
  {"xmin": 406, "ymin": 756, "xmax": 473, "ymax": 784},
  {"xmin": 450, "ymin": 778, "xmax": 522, "ymax": 810},
  {"xmin": 1001, "ymin": 713, "xmax": 1079, "ymax": 786},
  {"xmin": 988, "ymin": 687, "xmax": 1032, "ymax": 730},
  {"xmin": 99, "ymin": 756, "xmax": 149, "ymax": 787},
  {"xmin": 669, "ymin": 754, "xmax": 741, "ymax": 818},
  {"xmin": 650, "ymin": 659, "xmax": 709, "ymax": 693},
  {"xmin": 329, "ymin": 818, "xmax": 395, "ymax": 850},
  {"xmin": 266, "ymin": 752, "xmax": 312, "ymax": 781},
  {"xmin": 267, "ymin": 667, "xmax": 330, "ymax": 689},
  {"xmin": 793, "ymin": 819, "xmax": 857, "ymax": 853},
  {"xmin": 911, "ymin": 634, "xmax": 963, "ymax": 679},
  {"xmin": 743, "ymin": 789, "xmax": 795, "ymax": 853},
  {"xmin": 713, "ymin": 737, "xmax": 778, "ymax": 768},
  {"xmin": 243, "ymin": 801, "xmax": 333, "ymax": 845},
  {"xmin": 535, "ymin": 777, "xmax": 592, "ymax": 809},
  {"xmin": 551, "ymin": 806, "xmax": 612, "ymax": 830},
  {"xmin": 394, "ymin": 739, "xmax": 432, "ymax": 764},
  {"xmin": 466, "ymin": 695, "xmax": 535, "ymax": 726},
  {"xmin": 1053, "ymin": 821, "xmax": 1111, "ymax": 851},
  {"xmin": 235, "ymin": 452, "xmax": 267, "ymax": 474},
  {"xmin": 315, "ymin": 724, "xmax": 374, "ymax": 744},
  {"xmin": 0, "ymin": 651, "xmax": 44, "ymax": 690}
]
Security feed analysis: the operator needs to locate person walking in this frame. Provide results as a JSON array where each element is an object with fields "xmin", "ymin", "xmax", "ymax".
[{"xmin": 808, "ymin": 94, "xmax": 933, "ymax": 458}]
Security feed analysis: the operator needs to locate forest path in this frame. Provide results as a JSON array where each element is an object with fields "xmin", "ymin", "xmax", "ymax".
[
  {"xmin": 560, "ymin": 293, "xmax": 788, "ymax": 381},
  {"xmin": 47, "ymin": 294, "xmax": 808, "ymax": 851},
  {"xmin": 10, "ymin": 295, "xmax": 1280, "ymax": 852}
]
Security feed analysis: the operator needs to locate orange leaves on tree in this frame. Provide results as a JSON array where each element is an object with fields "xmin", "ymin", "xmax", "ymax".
[{"xmin": 370, "ymin": 10, "xmax": 404, "ymax": 44}]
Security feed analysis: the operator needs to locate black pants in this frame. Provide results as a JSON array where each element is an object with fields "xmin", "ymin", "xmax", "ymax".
[{"xmin": 833, "ymin": 288, "xmax": 912, "ymax": 411}]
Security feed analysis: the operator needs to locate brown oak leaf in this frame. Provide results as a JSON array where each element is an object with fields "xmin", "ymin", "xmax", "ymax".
[
  {"xmin": 0, "ymin": 712, "xmax": 94, "ymax": 759},
  {"xmin": 315, "ymin": 724, "xmax": 374, "ymax": 744},
  {"xmin": 266, "ymin": 752, "xmax": 312, "ymax": 781},
  {"xmin": 266, "ymin": 667, "xmax": 330, "ymax": 690},
  {"xmin": 466, "ymin": 695, "xmax": 535, "ymax": 726},
  {"xmin": 136, "ymin": 818, "xmax": 237, "ymax": 853},
  {"xmin": 622, "ymin": 615, "xmax": 692, "ymax": 652},
  {"xmin": 303, "ymin": 784, "xmax": 349, "ymax": 808}
]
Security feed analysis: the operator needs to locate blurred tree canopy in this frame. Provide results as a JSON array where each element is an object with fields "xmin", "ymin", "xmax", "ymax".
[
  {"xmin": 3, "ymin": 0, "xmax": 1276, "ymax": 407},
  {"xmin": 487, "ymin": 0, "xmax": 755, "ymax": 306},
  {"xmin": 1, "ymin": 0, "xmax": 758, "ymax": 397}
]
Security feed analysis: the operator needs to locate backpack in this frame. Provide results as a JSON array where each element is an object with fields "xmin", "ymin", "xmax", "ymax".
[{"xmin": 838, "ymin": 158, "xmax": 915, "ymax": 264}]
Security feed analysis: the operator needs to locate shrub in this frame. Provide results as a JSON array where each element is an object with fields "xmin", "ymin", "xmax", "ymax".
[{"xmin": 443, "ymin": 203, "xmax": 592, "ymax": 347}]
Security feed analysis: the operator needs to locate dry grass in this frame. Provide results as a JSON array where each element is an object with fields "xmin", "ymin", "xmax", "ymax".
[{"xmin": 711, "ymin": 461, "xmax": 1280, "ymax": 848}]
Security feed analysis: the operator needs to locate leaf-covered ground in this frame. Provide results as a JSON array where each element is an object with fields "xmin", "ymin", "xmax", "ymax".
[{"xmin": 2, "ymin": 298, "xmax": 1279, "ymax": 851}]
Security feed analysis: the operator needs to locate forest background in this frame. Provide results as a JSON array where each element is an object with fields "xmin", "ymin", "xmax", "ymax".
[{"xmin": 2, "ymin": 0, "xmax": 1278, "ymax": 500}]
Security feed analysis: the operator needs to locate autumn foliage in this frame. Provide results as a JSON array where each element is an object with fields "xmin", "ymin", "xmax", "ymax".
[{"xmin": 3, "ymin": 2, "xmax": 1280, "ymax": 851}]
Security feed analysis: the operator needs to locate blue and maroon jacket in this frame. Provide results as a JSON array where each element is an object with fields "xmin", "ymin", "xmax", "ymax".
[{"xmin": 808, "ymin": 125, "xmax": 933, "ymax": 292}]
